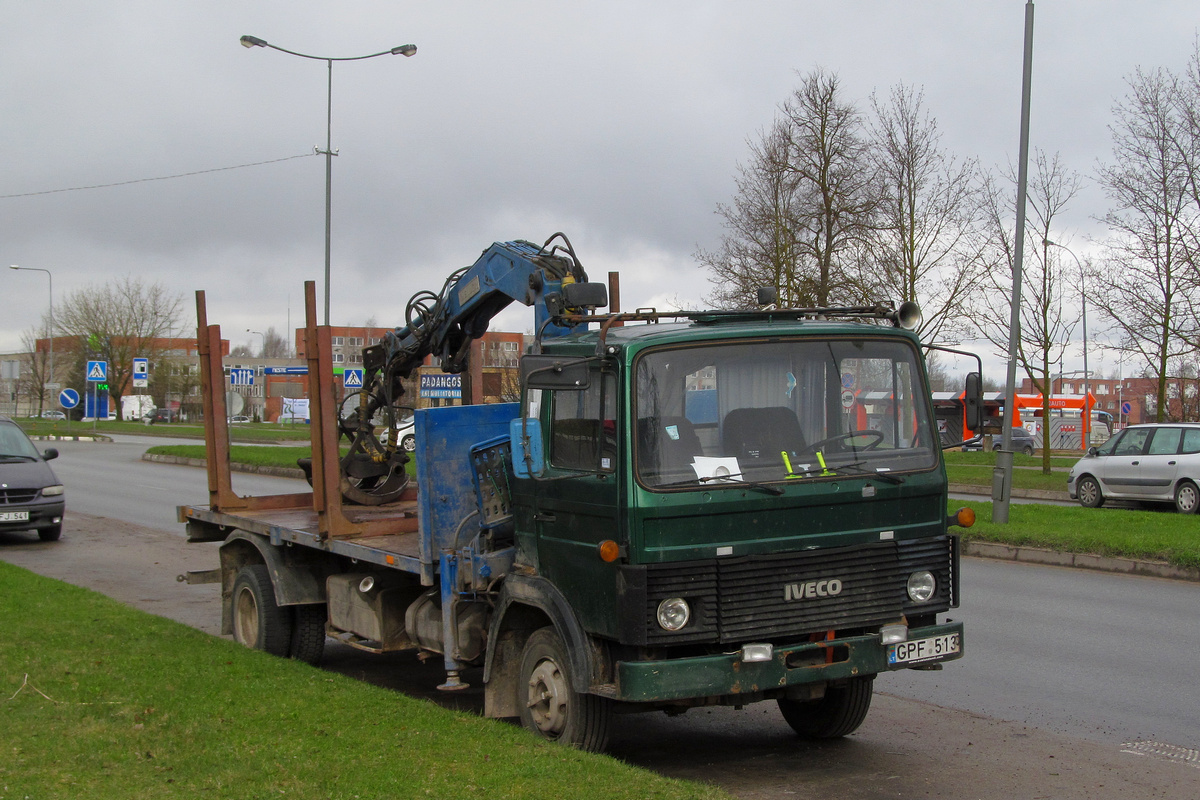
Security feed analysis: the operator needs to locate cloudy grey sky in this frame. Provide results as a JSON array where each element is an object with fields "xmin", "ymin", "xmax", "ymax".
[{"xmin": 3, "ymin": 1, "xmax": 1197, "ymax": 379}]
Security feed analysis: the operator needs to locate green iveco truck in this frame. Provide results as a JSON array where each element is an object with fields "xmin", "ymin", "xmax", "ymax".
[{"xmin": 181, "ymin": 238, "xmax": 976, "ymax": 752}]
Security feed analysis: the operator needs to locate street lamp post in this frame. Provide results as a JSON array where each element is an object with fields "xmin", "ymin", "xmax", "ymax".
[
  {"xmin": 10, "ymin": 265, "xmax": 53, "ymax": 413},
  {"xmin": 1045, "ymin": 239, "xmax": 1091, "ymax": 450},
  {"xmin": 247, "ymin": 329, "xmax": 267, "ymax": 357},
  {"xmin": 239, "ymin": 35, "xmax": 417, "ymax": 326}
]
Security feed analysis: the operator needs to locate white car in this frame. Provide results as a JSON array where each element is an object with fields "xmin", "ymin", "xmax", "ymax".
[
  {"xmin": 39, "ymin": 410, "xmax": 67, "ymax": 420},
  {"xmin": 1067, "ymin": 422, "xmax": 1200, "ymax": 513}
]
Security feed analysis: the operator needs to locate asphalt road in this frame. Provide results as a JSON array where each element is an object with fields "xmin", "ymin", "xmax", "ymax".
[{"xmin": 4, "ymin": 434, "xmax": 1198, "ymax": 797}]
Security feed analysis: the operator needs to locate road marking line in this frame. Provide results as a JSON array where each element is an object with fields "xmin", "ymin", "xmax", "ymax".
[{"xmin": 1120, "ymin": 740, "xmax": 1200, "ymax": 769}]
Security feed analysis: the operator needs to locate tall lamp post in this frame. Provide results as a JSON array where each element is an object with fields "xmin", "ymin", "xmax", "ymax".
[
  {"xmin": 247, "ymin": 329, "xmax": 267, "ymax": 357},
  {"xmin": 239, "ymin": 35, "xmax": 417, "ymax": 326},
  {"xmin": 1045, "ymin": 239, "xmax": 1090, "ymax": 450},
  {"xmin": 10, "ymin": 265, "xmax": 53, "ymax": 413}
]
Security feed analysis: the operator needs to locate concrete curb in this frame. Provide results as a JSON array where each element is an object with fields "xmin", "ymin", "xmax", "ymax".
[
  {"xmin": 963, "ymin": 540, "xmax": 1200, "ymax": 582},
  {"xmin": 141, "ymin": 452, "xmax": 306, "ymax": 480},
  {"xmin": 948, "ymin": 483, "xmax": 1071, "ymax": 502},
  {"xmin": 29, "ymin": 434, "xmax": 113, "ymax": 442}
]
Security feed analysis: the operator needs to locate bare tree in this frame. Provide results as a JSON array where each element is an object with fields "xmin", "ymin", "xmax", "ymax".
[
  {"xmin": 19, "ymin": 323, "xmax": 52, "ymax": 416},
  {"xmin": 861, "ymin": 83, "xmax": 985, "ymax": 344},
  {"xmin": 54, "ymin": 276, "xmax": 186, "ymax": 413},
  {"xmin": 1094, "ymin": 66, "xmax": 1198, "ymax": 422},
  {"xmin": 976, "ymin": 150, "xmax": 1081, "ymax": 472},
  {"xmin": 262, "ymin": 326, "xmax": 290, "ymax": 358},
  {"xmin": 699, "ymin": 68, "xmax": 874, "ymax": 308}
]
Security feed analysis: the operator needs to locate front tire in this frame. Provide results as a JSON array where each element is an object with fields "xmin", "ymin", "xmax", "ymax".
[
  {"xmin": 231, "ymin": 565, "xmax": 292, "ymax": 657},
  {"xmin": 1175, "ymin": 480, "xmax": 1200, "ymax": 514},
  {"xmin": 778, "ymin": 676, "xmax": 874, "ymax": 739},
  {"xmin": 518, "ymin": 627, "xmax": 611, "ymax": 751},
  {"xmin": 38, "ymin": 524, "xmax": 62, "ymax": 542},
  {"xmin": 1077, "ymin": 475, "xmax": 1104, "ymax": 508}
]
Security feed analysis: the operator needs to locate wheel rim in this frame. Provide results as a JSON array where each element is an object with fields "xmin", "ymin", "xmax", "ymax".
[
  {"xmin": 234, "ymin": 586, "xmax": 260, "ymax": 646},
  {"xmin": 525, "ymin": 657, "xmax": 568, "ymax": 736},
  {"xmin": 1079, "ymin": 479, "xmax": 1099, "ymax": 506},
  {"xmin": 1179, "ymin": 484, "xmax": 1198, "ymax": 512}
]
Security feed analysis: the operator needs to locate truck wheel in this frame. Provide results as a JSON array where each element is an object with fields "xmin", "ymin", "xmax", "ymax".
[
  {"xmin": 1175, "ymin": 480, "xmax": 1200, "ymax": 514},
  {"xmin": 518, "ymin": 627, "xmax": 611, "ymax": 752},
  {"xmin": 231, "ymin": 565, "xmax": 292, "ymax": 657},
  {"xmin": 290, "ymin": 604, "xmax": 327, "ymax": 665},
  {"xmin": 1076, "ymin": 475, "xmax": 1104, "ymax": 508},
  {"xmin": 778, "ymin": 676, "xmax": 874, "ymax": 739}
]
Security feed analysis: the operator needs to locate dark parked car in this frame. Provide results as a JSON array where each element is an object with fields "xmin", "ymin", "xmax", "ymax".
[
  {"xmin": 962, "ymin": 426, "xmax": 1037, "ymax": 456},
  {"xmin": 143, "ymin": 408, "xmax": 178, "ymax": 424},
  {"xmin": 0, "ymin": 416, "xmax": 65, "ymax": 541}
]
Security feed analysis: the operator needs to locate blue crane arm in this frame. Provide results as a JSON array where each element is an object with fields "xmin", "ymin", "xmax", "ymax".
[{"xmin": 366, "ymin": 237, "xmax": 593, "ymax": 381}]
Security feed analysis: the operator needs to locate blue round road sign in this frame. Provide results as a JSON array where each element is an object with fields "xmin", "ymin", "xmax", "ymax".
[{"xmin": 59, "ymin": 388, "xmax": 80, "ymax": 409}]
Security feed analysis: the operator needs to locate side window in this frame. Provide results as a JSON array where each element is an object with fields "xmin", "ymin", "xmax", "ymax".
[
  {"xmin": 1147, "ymin": 427, "xmax": 1182, "ymax": 456},
  {"xmin": 549, "ymin": 370, "xmax": 616, "ymax": 472},
  {"xmin": 1113, "ymin": 428, "xmax": 1151, "ymax": 456},
  {"xmin": 1182, "ymin": 429, "xmax": 1200, "ymax": 454}
]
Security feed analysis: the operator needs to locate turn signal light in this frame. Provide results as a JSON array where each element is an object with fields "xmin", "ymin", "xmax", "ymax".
[
  {"xmin": 598, "ymin": 540, "xmax": 621, "ymax": 562},
  {"xmin": 953, "ymin": 507, "xmax": 976, "ymax": 528}
]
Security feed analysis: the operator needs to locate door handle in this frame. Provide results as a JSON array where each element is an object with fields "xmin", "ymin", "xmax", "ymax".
[
  {"xmin": 1131, "ymin": 460, "xmax": 1140, "ymax": 465},
  {"xmin": 1169, "ymin": 461, "xmax": 1177, "ymax": 465},
  {"xmin": 534, "ymin": 512, "xmax": 557, "ymax": 523}
]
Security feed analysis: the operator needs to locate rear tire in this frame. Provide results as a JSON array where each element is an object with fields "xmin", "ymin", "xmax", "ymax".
[
  {"xmin": 231, "ymin": 565, "xmax": 292, "ymax": 657},
  {"xmin": 1175, "ymin": 480, "xmax": 1200, "ymax": 514},
  {"xmin": 517, "ymin": 627, "xmax": 611, "ymax": 751},
  {"xmin": 290, "ymin": 604, "xmax": 327, "ymax": 665},
  {"xmin": 1077, "ymin": 475, "xmax": 1104, "ymax": 509},
  {"xmin": 778, "ymin": 676, "xmax": 874, "ymax": 739}
]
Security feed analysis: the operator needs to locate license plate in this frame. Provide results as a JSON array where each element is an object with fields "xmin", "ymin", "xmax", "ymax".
[
  {"xmin": 0, "ymin": 510, "xmax": 30, "ymax": 522},
  {"xmin": 888, "ymin": 633, "xmax": 960, "ymax": 665}
]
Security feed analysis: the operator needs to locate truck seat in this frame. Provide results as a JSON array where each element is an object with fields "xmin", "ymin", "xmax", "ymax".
[{"xmin": 721, "ymin": 406, "xmax": 807, "ymax": 461}]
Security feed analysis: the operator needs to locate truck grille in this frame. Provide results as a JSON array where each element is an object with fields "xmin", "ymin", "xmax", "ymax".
[{"xmin": 635, "ymin": 536, "xmax": 955, "ymax": 646}]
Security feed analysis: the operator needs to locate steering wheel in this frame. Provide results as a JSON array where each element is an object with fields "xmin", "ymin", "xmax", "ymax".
[{"xmin": 805, "ymin": 429, "xmax": 885, "ymax": 454}]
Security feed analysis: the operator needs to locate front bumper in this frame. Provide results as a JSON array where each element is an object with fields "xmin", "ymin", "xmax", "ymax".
[
  {"xmin": 0, "ymin": 498, "xmax": 65, "ymax": 532},
  {"xmin": 612, "ymin": 620, "xmax": 963, "ymax": 703}
]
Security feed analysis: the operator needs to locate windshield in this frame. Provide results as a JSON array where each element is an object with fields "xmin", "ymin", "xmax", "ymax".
[
  {"xmin": 634, "ymin": 337, "xmax": 937, "ymax": 489},
  {"xmin": 0, "ymin": 423, "xmax": 41, "ymax": 459}
]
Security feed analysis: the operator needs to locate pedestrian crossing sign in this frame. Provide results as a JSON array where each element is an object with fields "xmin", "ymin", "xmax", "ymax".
[
  {"xmin": 87, "ymin": 361, "xmax": 107, "ymax": 382},
  {"xmin": 343, "ymin": 369, "xmax": 364, "ymax": 389}
]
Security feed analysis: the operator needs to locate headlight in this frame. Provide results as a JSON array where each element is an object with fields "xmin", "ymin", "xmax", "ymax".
[
  {"xmin": 656, "ymin": 597, "xmax": 691, "ymax": 631},
  {"xmin": 41, "ymin": 485, "xmax": 64, "ymax": 497},
  {"xmin": 907, "ymin": 571, "xmax": 936, "ymax": 603}
]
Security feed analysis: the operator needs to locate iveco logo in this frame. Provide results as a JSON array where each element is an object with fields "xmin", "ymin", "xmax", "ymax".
[{"xmin": 784, "ymin": 579, "xmax": 844, "ymax": 601}]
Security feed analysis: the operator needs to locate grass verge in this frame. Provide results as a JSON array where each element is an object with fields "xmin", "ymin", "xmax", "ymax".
[
  {"xmin": 955, "ymin": 499, "xmax": 1200, "ymax": 570},
  {"xmin": 0, "ymin": 562, "xmax": 726, "ymax": 800},
  {"xmin": 18, "ymin": 419, "xmax": 311, "ymax": 444}
]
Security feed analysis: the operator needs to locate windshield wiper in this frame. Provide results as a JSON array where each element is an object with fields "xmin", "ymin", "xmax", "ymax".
[
  {"xmin": 657, "ymin": 473, "xmax": 785, "ymax": 496},
  {"xmin": 0, "ymin": 454, "xmax": 37, "ymax": 462},
  {"xmin": 827, "ymin": 462, "xmax": 905, "ymax": 484}
]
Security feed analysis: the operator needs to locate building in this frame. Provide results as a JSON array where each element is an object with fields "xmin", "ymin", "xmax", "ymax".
[{"xmin": 1019, "ymin": 375, "xmax": 1200, "ymax": 425}]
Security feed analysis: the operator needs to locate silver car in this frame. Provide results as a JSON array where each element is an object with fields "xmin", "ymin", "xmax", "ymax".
[{"xmin": 1067, "ymin": 423, "xmax": 1200, "ymax": 513}]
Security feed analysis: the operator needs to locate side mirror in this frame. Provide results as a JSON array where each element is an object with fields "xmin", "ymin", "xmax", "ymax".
[
  {"xmin": 42, "ymin": 447, "xmax": 59, "ymax": 461},
  {"xmin": 756, "ymin": 286, "xmax": 779, "ymax": 306},
  {"xmin": 510, "ymin": 417, "xmax": 545, "ymax": 478},
  {"xmin": 964, "ymin": 371, "xmax": 983, "ymax": 432},
  {"xmin": 521, "ymin": 354, "xmax": 592, "ymax": 390},
  {"xmin": 1087, "ymin": 446, "xmax": 1099, "ymax": 457}
]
